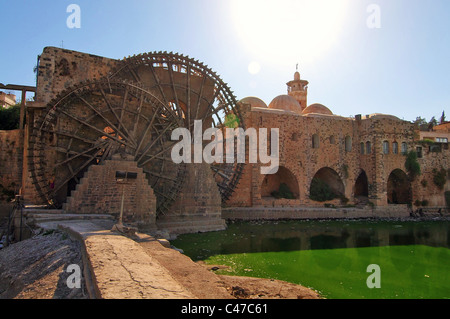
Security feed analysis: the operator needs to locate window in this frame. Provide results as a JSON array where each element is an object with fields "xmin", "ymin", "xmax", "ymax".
[
  {"xmin": 360, "ymin": 142, "xmax": 365, "ymax": 154},
  {"xmin": 383, "ymin": 141, "xmax": 389, "ymax": 154},
  {"xmin": 416, "ymin": 146, "xmax": 423, "ymax": 158},
  {"xmin": 366, "ymin": 141, "xmax": 372, "ymax": 154},
  {"xmin": 345, "ymin": 136, "xmax": 352, "ymax": 152},
  {"xmin": 436, "ymin": 137, "xmax": 448, "ymax": 143},
  {"xmin": 329, "ymin": 135, "xmax": 335, "ymax": 144},
  {"xmin": 393, "ymin": 142, "xmax": 399, "ymax": 154},
  {"xmin": 401, "ymin": 142, "xmax": 408, "ymax": 154},
  {"xmin": 312, "ymin": 134, "xmax": 320, "ymax": 149}
]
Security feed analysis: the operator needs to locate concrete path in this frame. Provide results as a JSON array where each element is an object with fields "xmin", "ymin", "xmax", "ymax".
[{"xmin": 55, "ymin": 220, "xmax": 195, "ymax": 299}]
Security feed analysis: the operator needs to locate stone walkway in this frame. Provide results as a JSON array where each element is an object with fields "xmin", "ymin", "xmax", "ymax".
[{"xmin": 53, "ymin": 220, "xmax": 195, "ymax": 299}]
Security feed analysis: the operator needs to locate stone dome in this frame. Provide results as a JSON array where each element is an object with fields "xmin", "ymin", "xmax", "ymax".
[
  {"xmin": 268, "ymin": 95, "xmax": 301, "ymax": 113},
  {"xmin": 239, "ymin": 96, "xmax": 267, "ymax": 108},
  {"xmin": 364, "ymin": 113, "xmax": 401, "ymax": 121},
  {"xmin": 302, "ymin": 103, "xmax": 333, "ymax": 115}
]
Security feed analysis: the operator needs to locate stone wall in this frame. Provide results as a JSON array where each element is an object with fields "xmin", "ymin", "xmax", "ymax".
[
  {"xmin": 157, "ymin": 162, "xmax": 226, "ymax": 235},
  {"xmin": 35, "ymin": 47, "xmax": 119, "ymax": 105},
  {"xmin": 222, "ymin": 205, "xmax": 410, "ymax": 220},
  {"xmin": 226, "ymin": 108, "xmax": 419, "ymax": 209},
  {"xmin": 412, "ymin": 146, "xmax": 450, "ymax": 207},
  {"xmin": 0, "ymin": 130, "xmax": 23, "ymax": 201}
]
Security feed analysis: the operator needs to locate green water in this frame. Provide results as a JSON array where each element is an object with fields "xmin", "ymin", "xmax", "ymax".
[{"xmin": 172, "ymin": 219, "xmax": 450, "ymax": 299}]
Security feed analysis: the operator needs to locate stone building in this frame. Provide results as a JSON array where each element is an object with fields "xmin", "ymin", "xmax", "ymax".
[
  {"xmin": 0, "ymin": 92, "xmax": 16, "ymax": 108},
  {"xmin": 0, "ymin": 47, "xmax": 449, "ymax": 235},
  {"xmin": 227, "ymin": 70, "xmax": 449, "ymax": 215}
]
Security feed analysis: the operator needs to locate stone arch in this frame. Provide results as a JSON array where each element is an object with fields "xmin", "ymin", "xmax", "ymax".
[
  {"xmin": 309, "ymin": 167, "xmax": 345, "ymax": 202},
  {"xmin": 261, "ymin": 166, "xmax": 299, "ymax": 199},
  {"xmin": 387, "ymin": 169, "xmax": 412, "ymax": 204},
  {"xmin": 354, "ymin": 170, "xmax": 369, "ymax": 197}
]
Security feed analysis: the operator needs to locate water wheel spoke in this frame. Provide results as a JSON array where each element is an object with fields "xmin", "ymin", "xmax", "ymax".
[
  {"xmin": 52, "ymin": 147, "xmax": 104, "ymax": 195},
  {"xmin": 99, "ymin": 86, "xmax": 136, "ymax": 145},
  {"xmin": 53, "ymin": 141, "xmax": 109, "ymax": 168}
]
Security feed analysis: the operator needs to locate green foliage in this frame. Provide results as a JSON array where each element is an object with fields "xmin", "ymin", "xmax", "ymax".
[
  {"xmin": 432, "ymin": 168, "xmax": 447, "ymax": 190},
  {"xmin": 420, "ymin": 179, "xmax": 428, "ymax": 188},
  {"xmin": 0, "ymin": 104, "xmax": 21, "ymax": 130},
  {"xmin": 405, "ymin": 151, "xmax": 421, "ymax": 180},
  {"xmin": 417, "ymin": 139, "xmax": 435, "ymax": 146},
  {"xmin": 271, "ymin": 183, "xmax": 295, "ymax": 199},
  {"xmin": 309, "ymin": 178, "xmax": 337, "ymax": 202}
]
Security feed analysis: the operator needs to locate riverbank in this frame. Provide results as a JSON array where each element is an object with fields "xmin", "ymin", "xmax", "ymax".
[{"xmin": 0, "ymin": 226, "xmax": 321, "ymax": 299}]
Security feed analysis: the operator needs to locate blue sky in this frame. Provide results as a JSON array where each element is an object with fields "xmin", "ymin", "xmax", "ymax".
[{"xmin": 0, "ymin": 0, "xmax": 449, "ymax": 122}]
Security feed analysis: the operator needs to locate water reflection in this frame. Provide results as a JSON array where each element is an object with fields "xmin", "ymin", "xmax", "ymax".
[{"xmin": 174, "ymin": 220, "xmax": 450, "ymax": 260}]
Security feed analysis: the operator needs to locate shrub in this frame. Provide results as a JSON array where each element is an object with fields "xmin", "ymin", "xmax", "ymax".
[
  {"xmin": 420, "ymin": 179, "xmax": 428, "ymax": 188},
  {"xmin": 310, "ymin": 178, "xmax": 337, "ymax": 202},
  {"xmin": 271, "ymin": 183, "xmax": 295, "ymax": 199},
  {"xmin": 405, "ymin": 151, "xmax": 421, "ymax": 180}
]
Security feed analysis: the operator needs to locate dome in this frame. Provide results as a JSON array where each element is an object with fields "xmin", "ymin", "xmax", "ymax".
[
  {"xmin": 239, "ymin": 96, "xmax": 267, "ymax": 108},
  {"xmin": 294, "ymin": 71, "xmax": 300, "ymax": 81},
  {"xmin": 364, "ymin": 113, "xmax": 401, "ymax": 121},
  {"xmin": 268, "ymin": 95, "xmax": 301, "ymax": 113},
  {"xmin": 302, "ymin": 103, "xmax": 333, "ymax": 115}
]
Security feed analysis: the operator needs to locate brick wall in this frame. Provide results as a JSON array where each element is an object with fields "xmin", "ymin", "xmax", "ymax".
[
  {"xmin": 0, "ymin": 129, "xmax": 23, "ymax": 201},
  {"xmin": 63, "ymin": 154, "xmax": 156, "ymax": 229}
]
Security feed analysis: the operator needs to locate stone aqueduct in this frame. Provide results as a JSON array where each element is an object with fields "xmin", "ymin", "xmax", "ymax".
[{"xmin": 1, "ymin": 47, "xmax": 448, "ymax": 234}]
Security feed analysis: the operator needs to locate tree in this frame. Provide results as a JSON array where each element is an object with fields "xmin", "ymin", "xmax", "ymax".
[
  {"xmin": 428, "ymin": 116, "xmax": 437, "ymax": 130},
  {"xmin": 440, "ymin": 111, "xmax": 446, "ymax": 124},
  {"xmin": 413, "ymin": 116, "xmax": 427, "ymax": 126},
  {"xmin": 0, "ymin": 104, "xmax": 21, "ymax": 130}
]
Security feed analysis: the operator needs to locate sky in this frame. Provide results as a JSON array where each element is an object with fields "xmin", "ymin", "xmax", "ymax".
[{"xmin": 0, "ymin": 0, "xmax": 449, "ymax": 122}]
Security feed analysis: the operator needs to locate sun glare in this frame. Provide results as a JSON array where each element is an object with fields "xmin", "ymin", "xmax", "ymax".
[{"xmin": 231, "ymin": 0, "xmax": 350, "ymax": 66}]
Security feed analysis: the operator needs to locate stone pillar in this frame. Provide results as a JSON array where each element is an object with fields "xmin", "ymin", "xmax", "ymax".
[{"xmin": 157, "ymin": 162, "xmax": 226, "ymax": 235}]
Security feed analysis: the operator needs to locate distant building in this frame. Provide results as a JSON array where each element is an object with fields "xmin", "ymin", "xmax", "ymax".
[{"xmin": 0, "ymin": 92, "xmax": 17, "ymax": 108}]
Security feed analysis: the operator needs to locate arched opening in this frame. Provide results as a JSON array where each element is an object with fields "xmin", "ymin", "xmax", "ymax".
[
  {"xmin": 329, "ymin": 135, "xmax": 335, "ymax": 144},
  {"xmin": 383, "ymin": 141, "xmax": 390, "ymax": 154},
  {"xmin": 309, "ymin": 167, "xmax": 345, "ymax": 202},
  {"xmin": 366, "ymin": 141, "xmax": 372, "ymax": 154},
  {"xmin": 355, "ymin": 170, "xmax": 369, "ymax": 199},
  {"xmin": 387, "ymin": 169, "xmax": 412, "ymax": 204},
  {"xmin": 261, "ymin": 166, "xmax": 299, "ymax": 199}
]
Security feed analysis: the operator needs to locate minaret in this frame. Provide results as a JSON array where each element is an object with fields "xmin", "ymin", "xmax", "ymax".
[{"xmin": 286, "ymin": 65, "xmax": 309, "ymax": 112}]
